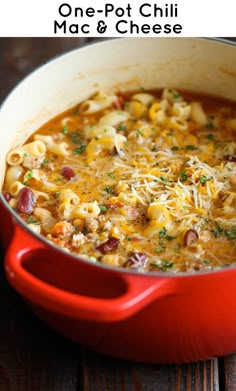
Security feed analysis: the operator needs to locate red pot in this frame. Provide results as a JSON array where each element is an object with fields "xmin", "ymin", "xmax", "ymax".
[{"xmin": 1, "ymin": 38, "xmax": 236, "ymax": 363}]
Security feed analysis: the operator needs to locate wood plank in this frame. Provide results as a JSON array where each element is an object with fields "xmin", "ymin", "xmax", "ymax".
[
  {"xmin": 223, "ymin": 354, "xmax": 236, "ymax": 391},
  {"xmin": 0, "ymin": 37, "xmax": 88, "ymax": 102},
  {"xmin": 80, "ymin": 348, "xmax": 219, "ymax": 391},
  {"xmin": 0, "ymin": 256, "xmax": 81, "ymax": 391}
]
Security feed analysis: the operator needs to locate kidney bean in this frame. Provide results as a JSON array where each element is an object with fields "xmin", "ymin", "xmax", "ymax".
[
  {"xmin": 224, "ymin": 155, "xmax": 236, "ymax": 162},
  {"xmin": 96, "ymin": 238, "xmax": 119, "ymax": 254},
  {"xmin": 112, "ymin": 96, "xmax": 125, "ymax": 110},
  {"xmin": 17, "ymin": 187, "xmax": 35, "ymax": 214},
  {"xmin": 61, "ymin": 166, "xmax": 75, "ymax": 180},
  {"xmin": 126, "ymin": 252, "xmax": 147, "ymax": 268},
  {"xmin": 184, "ymin": 229, "xmax": 199, "ymax": 246},
  {"xmin": 2, "ymin": 192, "xmax": 12, "ymax": 202},
  {"xmin": 218, "ymin": 190, "xmax": 228, "ymax": 201}
]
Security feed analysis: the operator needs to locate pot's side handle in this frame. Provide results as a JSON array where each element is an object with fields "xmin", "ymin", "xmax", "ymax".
[{"xmin": 4, "ymin": 225, "xmax": 177, "ymax": 322}]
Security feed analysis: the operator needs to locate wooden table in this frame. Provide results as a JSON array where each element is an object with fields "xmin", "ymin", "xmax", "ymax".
[{"xmin": 0, "ymin": 37, "xmax": 236, "ymax": 391}]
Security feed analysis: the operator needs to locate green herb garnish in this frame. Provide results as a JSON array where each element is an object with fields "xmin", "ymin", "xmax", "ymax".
[
  {"xmin": 166, "ymin": 235, "xmax": 176, "ymax": 241},
  {"xmin": 206, "ymin": 123, "xmax": 214, "ymax": 129},
  {"xmin": 207, "ymin": 134, "xmax": 214, "ymax": 140},
  {"xmin": 154, "ymin": 247, "xmax": 165, "ymax": 253},
  {"xmin": 105, "ymin": 186, "xmax": 113, "ymax": 194},
  {"xmin": 117, "ymin": 124, "xmax": 126, "ymax": 131},
  {"xmin": 179, "ymin": 171, "xmax": 187, "ymax": 182},
  {"xmin": 224, "ymin": 229, "xmax": 236, "ymax": 240},
  {"xmin": 159, "ymin": 227, "xmax": 167, "ymax": 238},
  {"xmin": 25, "ymin": 169, "xmax": 33, "ymax": 180},
  {"xmin": 160, "ymin": 176, "xmax": 169, "ymax": 182},
  {"xmin": 99, "ymin": 205, "xmax": 109, "ymax": 212},
  {"xmin": 199, "ymin": 175, "xmax": 212, "ymax": 184},
  {"xmin": 62, "ymin": 126, "xmax": 68, "ymax": 134},
  {"xmin": 73, "ymin": 145, "xmax": 86, "ymax": 155},
  {"xmin": 151, "ymin": 260, "xmax": 173, "ymax": 271},
  {"xmin": 26, "ymin": 217, "xmax": 40, "ymax": 225},
  {"xmin": 186, "ymin": 145, "xmax": 197, "ymax": 151},
  {"xmin": 214, "ymin": 221, "xmax": 223, "ymax": 237}
]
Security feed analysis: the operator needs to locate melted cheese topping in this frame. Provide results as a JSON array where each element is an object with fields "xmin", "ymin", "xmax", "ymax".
[{"xmin": 3, "ymin": 88, "xmax": 236, "ymax": 272}]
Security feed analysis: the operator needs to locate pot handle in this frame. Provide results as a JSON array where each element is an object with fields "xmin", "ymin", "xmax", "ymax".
[{"xmin": 5, "ymin": 225, "xmax": 177, "ymax": 322}]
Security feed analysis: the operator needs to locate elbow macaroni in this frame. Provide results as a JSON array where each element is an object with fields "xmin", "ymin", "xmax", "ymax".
[{"xmin": 34, "ymin": 135, "xmax": 69, "ymax": 156}]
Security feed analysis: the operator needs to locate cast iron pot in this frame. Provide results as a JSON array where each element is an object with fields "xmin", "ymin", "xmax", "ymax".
[{"xmin": 0, "ymin": 38, "xmax": 236, "ymax": 364}]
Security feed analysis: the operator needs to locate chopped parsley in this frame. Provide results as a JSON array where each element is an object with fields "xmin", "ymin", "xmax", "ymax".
[
  {"xmin": 158, "ymin": 227, "xmax": 176, "ymax": 241},
  {"xmin": 207, "ymin": 134, "xmax": 214, "ymax": 140},
  {"xmin": 173, "ymin": 92, "xmax": 181, "ymax": 99},
  {"xmin": 73, "ymin": 145, "xmax": 86, "ymax": 155},
  {"xmin": 159, "ymin": 227, "xmax": 167, "ymax": 238},
  {"xmin": 166, "ymin": 235, "xmax": 176, "ymax": 241},
  {"xmin": 206, "ymin": 123, "xmax": 214, "ymax": 129},
  {"xmin": 25, "ymin": 169, "xmax": 33, "ymax": 180},
  {"xmin": 117, "ymin": 124, "xmax": 126, "ymax": 131},
  {"xmin": 108, "ymin": 172, "xmax": 116, "ymax": 179},
  {"xmin": 185, "ymin": 145, "xmax": 197, "ymax": 151},
  {"xmin": 62, "ymin": 126, "xmax": 68, "ymax": 134},
  {"xmin": 225, "ymin": 228, "xmax": 236, "ymax": 240},
  {"xmin": 72, "ymin": 108, "xmax": 78, "ymax": 115},
  {"xmin": 26, "ymin": 217, "xmax": 40, "ymax": 225},
  {"xmin": 213, "ymin": 221, "xmax": 223, "ymax": 238},
  {"xmin": 72, "ymin": 138, "xmax": 84, "ymax": 144},
  {"xmin": 168, "ymin": 89, "xmax": 181, "ymax": 100},
  {"xmin": 41, "ymin": 158, "xmax": 49, "ymax": 166},
  {"xmin": 179, "ymin": 171, "xmax": 187, "ymax": 182},
  {"xmin": 160, "ymin": 176, "xmax": 169, "ymax": 182},
  {"xmin": 171, "ymin": 146, "xmax": 179, "ymax": 151},
  {"xmin": 211, "ymin": 221, "xmax": 236, "ymax": 240},
  {"xmin": 151, "ymin": 260, "xmax": 173, "ymax": 271},
  {"xmin": 99, "ymin": 205, "xmax": 109, "ymax": 212},
  {"xmin": 154, "ymin": 247, "xmax": 165, "ymax": 253},
  {"xmin": 203, "ymin": 259, "xmax": 210, "ymax": 265},
  {"xmin": 104, "ymin": 186, "xmax": 113, "ymax": 194},
  {"xmin": 82, "ymin": 226, "xmax": 88, "ymax": 235},
  {"xmin": 199, "ymin": 175, "xmax": 212, "ymax": 184}
]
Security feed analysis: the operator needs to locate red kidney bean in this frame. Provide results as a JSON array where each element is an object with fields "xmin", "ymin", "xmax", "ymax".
[
  {"xmin": 61, "ymin": 166, "xmax": 75, "ymax": 180},
  {"xmin": 96, "ymin": 238, "xmax": 119, "ymax": 254},
  {"xmin": 2, "ymin": 192, "xmax": 12, "ymax": 202},
  {"xmin": 184, "ymin": 229, "xmax": 199, "ymax": 246},
  {"xmin": 17, "ymin": 187, "xmax": 35, "ymax": 214},
  {"xmin": 218, "ymin": 190, "xmax": 228, "ymax": 201},
  {"xmin": 112, "ymin": 96, "xmax": 124, "ymax": 110},
  {"xmin": 224, "ymin": 155, "xmax": 236, "ymax": 162},
  {"xmin": 126, "ymin": 252, "xmax": 147, "ymax": 268}
]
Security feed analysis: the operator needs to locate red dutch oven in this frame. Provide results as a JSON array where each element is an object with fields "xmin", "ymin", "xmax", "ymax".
[{"xmin": 0, "ymin": 38, "xmax": 236, "ymax": 364}]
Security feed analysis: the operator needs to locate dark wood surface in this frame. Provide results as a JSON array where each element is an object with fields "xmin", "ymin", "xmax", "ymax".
[{"xmin": 0, "ymin": 37, "xmax": 236, "ymax": 391}]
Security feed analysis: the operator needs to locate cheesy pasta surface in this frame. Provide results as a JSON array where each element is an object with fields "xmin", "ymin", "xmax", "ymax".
[{"xmin": 3, "ymin": 88, "xmax": 236, "ymax": 272}]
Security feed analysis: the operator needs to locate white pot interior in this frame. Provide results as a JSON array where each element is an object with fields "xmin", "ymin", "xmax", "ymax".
[{"xmin": 0, "ymin": 37, "xmax": 236, "ymax": 189}]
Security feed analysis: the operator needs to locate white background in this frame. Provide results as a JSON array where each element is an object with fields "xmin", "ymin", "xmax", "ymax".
[{"xmin": 0, "ymin": 0, "xmax": 235, "ymax": 37}]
